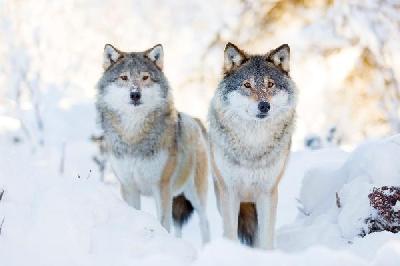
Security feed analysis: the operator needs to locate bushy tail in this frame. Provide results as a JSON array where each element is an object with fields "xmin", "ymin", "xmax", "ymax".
[
  {"xmin": 238, "ymin": 202, "xmax": 258, "ymax": 247},
  {"xmin": 172, "ymin": 194, "xmax": 194, "ymax": 228}
]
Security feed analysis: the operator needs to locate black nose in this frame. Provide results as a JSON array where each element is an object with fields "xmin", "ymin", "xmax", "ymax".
[
  {"xmin": 130, "ymin": 91, "xmax": 141, "ymax": 101},
  {"xmin": 258, "ymin": 101, "xmax": 270, "ymax": 113}
]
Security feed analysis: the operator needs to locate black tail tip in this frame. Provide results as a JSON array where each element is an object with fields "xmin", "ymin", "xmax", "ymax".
[{"xmin": 172, "ymin": 194, "xmax": 194, "ymax": 227}]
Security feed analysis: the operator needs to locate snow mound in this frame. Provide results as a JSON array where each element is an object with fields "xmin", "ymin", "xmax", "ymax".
[
  {"xmin": 288, "ymin": 134, "xmax": 400, "ymax": 245},
  {"xmin": 194, "ymin": 239, "xmax": 367, "ymax": 266}
]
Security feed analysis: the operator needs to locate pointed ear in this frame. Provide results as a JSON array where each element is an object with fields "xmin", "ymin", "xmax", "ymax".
[
  {"xmin": 103, "ymin": 44, "xmax": 123, "ymax": 70},
  {"xmin": 267, "ymin": 44, "xmax": 290, "ymax": 73},
  {"xmin": 224, "ymin": 42, "xmax": 247, "ymax": 74},
  {"xmin": 145, "ymin": 44, "xmax": 164, "ymax": 70}
]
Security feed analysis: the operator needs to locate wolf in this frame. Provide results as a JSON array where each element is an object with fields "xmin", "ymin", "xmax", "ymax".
[
  {"xmin": 208, "ymin": 42, "xmax": 297, "ymax": 249},
  {"xmin": 96, "ymin": 44, "xmax": 210, "ymax": 243}
]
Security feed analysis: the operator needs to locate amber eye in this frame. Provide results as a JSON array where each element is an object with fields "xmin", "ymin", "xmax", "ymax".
[
  {"xmin": 120, "ymin": 75, "xmax": 128, "ymax": 81},
  {"xmin": 244, "ymin": 82, "xmax": 251, "ymax": 88},
  {"xmin": 267, "ymin": 80, "xmax": 275, "ymax": 88},
  {"xmin": 142, "ymin": 74, "xmax": 149, "ymax": 81}
]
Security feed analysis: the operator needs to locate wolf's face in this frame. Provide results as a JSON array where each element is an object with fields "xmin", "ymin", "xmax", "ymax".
[
  {"xmin": 98, "ymin": 44, "xmax": 169, "ymax": 115},
  {"xmin": 218, "ymin": 43, "xmax": 296, "ymax": 121}
]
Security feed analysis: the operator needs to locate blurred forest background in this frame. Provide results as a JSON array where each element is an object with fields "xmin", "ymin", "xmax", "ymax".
[{"xmin": 0, "ymin": 0, "xmax": 399, "ymax": 151}]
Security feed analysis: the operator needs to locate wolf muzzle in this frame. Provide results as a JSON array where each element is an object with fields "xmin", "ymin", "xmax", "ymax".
[
  {"xmin": 257, "ymin": 101, "xmax": 270, "ymax": 118},
  {"xmin": 130, "ymin": 88, "xmax": 141, "ymax": 105}
]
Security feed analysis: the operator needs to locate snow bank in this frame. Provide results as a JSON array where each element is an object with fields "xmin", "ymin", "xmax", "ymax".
[
  {"xmin": 193, "ymin": 237, "xmax": 400, "ymax": 266},
  {"xmin": 281, "ymin": 135, "xmax": 400, "ymax": 251},
  {"xmin": 194, "ymin": 239, "xmax": 367, "ymax": 266}
]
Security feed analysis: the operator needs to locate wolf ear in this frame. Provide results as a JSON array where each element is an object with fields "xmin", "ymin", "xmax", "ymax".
[
  {"xmin": 224, "ymin": 42, "xmax": 247, "ymax": 74},
  {"xmin": 267, "ymin": 44, "xmax": 290, "ymax": 74},
  {"xmin": 103, "ymin": 44, "xmax": 123, "ymax": 70},
  {"xmin": 145, "ymin": 44, "xmax": 164, "ymax": 70}
]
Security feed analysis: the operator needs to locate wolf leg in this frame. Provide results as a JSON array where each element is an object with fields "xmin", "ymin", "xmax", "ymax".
[
  {"xmin": 220, "ymin": 190, "xmax": 239, "ymax": 240},
  {"xmin": 255, "ymin": 188, "xmax": 278, "ymax": 249},
  {"xmin": 197, "ymin": 207, "xmax": 210, "ymax": 244},
  {"xmin": 120, "ymin": 184, "xmax": 141, "ymax": 209},
  {"xmin": 154, "ymin": 153, "xmax": 177, "ymax": 232},
  {"xmin": 192, "ymin": 147, "xmax": 211, "ymax": 244},
  {"xmin": 185, "ymin": 188, "xmax": 210, "ymax": 244},
  {"xmin": 174, "ymin": 224, "xmax": 182, "ymax": 238},
  {"xmin": 196, "ymin": 190, "xmax": 211, "ymax": 244},
  {"xmin": 153, "ymin": 183, "xmax": 173, "ymax": 232}
]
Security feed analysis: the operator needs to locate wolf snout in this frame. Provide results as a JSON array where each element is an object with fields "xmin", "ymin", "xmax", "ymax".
[
  {"xmin": 258, "ymin": 101, "xmax": 270, "ymax": 114},
  {"xmin": 130, "ymin": 91, "xmax": 141, "ymax": 102}
]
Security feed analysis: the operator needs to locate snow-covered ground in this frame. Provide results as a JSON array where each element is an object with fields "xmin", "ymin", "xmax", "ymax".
[{"xmin": 1, "ymin": 96, "xmax": 400, "ymax": 265}]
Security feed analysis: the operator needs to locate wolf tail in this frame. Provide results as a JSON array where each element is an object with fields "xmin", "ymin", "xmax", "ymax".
[
  {"xmin": 172, "ymin": 193, "xmax": 194, "ymax": 228},
  {"xmin": 238, "ymin": 202, "xmax": 258, "ymax": 247}
]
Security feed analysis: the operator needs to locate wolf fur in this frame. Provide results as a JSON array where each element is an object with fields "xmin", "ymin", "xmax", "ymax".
[
  {"xmin": 208, "ymin": 42, "xmax": 297, "ymax": 249},
  {"xmin": 96, "ymin": 44, "xmax": 210, "ymax": 243}
]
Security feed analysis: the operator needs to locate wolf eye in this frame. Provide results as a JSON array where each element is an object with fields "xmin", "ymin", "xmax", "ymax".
[
  {"xmin": 120, "ymin": 75, "xmax": 128, "ymax": 81},
  {"xmin": 140, "ymin": 72, "xmax": 150, "ymax": 81},
  {"xmin": 267, "ymin": 80, "xmax": 275, "ymax": 88},
  {"xmin": 244, "ymin": 82, "xmax": 251, "ymax": 88}
]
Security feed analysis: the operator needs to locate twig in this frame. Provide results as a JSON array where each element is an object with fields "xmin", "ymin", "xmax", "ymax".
[
  {"xmin": 0, "ymin": 217, "xmax": 4, "ymax": 235},
  {"xmin": 87, "ymin": 169, "xmax": 92, "ymax": 179},
  {"xmin": 336, "ymin": 192, "xmax": 341, "ymax": 208},
  {"xmin": 296, "ymin": 198, "xmax": 310, "ymax": 216},
  {"xmin": 0, "ymin": 189, "xmax": 4, "ymax": 201},
  {"xmin": 59, "ymin": 142, "xmax": 66, "ymax": 175}
]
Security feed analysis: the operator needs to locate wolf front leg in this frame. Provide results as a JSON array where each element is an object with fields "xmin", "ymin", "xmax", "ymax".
[
  {"xmin": 255, "ymin": 188, "xmax": 278, "ymax": 249},
  {"xmin": 154, "ymin": 153, "xmax": 177, "ymax": 233},
  {"xmin": 120, "ymin": 183, "xmax": 141, "ymax": 209},
  {"xmin": 153, "ymin": 181, "xmax": 173, "ymax": 232},
  {"xmin": 220, "ymin": 189, "xmax": 240, "ymax": 241}
]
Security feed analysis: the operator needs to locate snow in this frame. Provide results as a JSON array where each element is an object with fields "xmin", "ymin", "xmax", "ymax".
[
  {"xmin": 394, "ymin": 201, "xmax": 400, "ymax": 212},
  {"xmin": 278, "ymin": 135, "xmax": 400, "ymax": 254},
  {"xmin": 194, "ymin": 239, "xmax": 367, "ymax": 266}
]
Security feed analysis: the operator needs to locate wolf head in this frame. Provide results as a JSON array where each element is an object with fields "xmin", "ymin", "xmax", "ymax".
[
  {"xmin": 216, "ymin": 43, "xmax": 297, "ymax": 121},
  {"xmin": 97, "ymin": 44, "xmax": 170, "ymax": 116}
]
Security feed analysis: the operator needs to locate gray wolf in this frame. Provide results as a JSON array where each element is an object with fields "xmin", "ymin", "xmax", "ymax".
[
  {"xmin": 96, "ymin": 44, "xmax": 210, "ymax": 243},
  {"xmin": 208, "ymin": 42, "xmax": 297, "ymax": 249}
]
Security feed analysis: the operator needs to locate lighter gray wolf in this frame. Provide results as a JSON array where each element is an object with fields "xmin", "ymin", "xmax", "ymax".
[
  {"xmin": 208, "ymin": 42, "xmax": 297, "ymax": 249},
  {"xmin": 96, "ymin": 44, "xmax": 210, "ymax": 243}
]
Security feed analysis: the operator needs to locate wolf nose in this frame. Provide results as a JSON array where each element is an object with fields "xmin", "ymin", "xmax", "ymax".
[
  {"xmin": 258, "ymin": 101, "xmax": 270, "ymax": 113},
  {"xmin": 130, "ymin": 91, "xmax": 141, "ymax": 101}
]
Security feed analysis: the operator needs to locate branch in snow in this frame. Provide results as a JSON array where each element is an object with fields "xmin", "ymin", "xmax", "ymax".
[
  {"xmin": 59, "ymin": 142, "xmax": 66, "ymax": 175},
  {"xmin": 336, "ymin": 192, "xmax": 341, "ymax": 208},
  {"xmin": 0, "ymin": 217, "xmax": 4, "ymax": 236},
  {"xmin": 363, "ymin": 186, "xmax": 400, "ymax": 236},
  {"xmin": 296, "ymin": 198, "xmax": 310, "ymax": 216}
]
